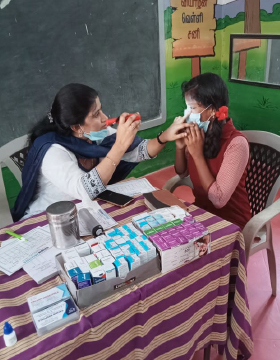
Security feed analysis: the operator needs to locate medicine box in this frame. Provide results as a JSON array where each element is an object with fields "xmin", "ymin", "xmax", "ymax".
[
  {"xmin": 31, "ymin": 297, "xmax": 79, "ymax": 336},
  {"xmin": 156, "ymin": 233, "xmax": 211, "ymax": 273},
  {"xmin": 90, "ymin": 267, "xmax": 106, "ymax": 284},
  {"xmin": 27, "ymin": 284, "xmax": 79, "ymax": 336},
  {"xmin": 27, "ymin": 284, "xmax": 70, "ymax": 314},
  {"xmin": 131, "ymin": 207, "xmax": 211, "ymax": 273},
  {"xmin": 77, "ymin": 273, "xmax": 92, "ymax": 289},
  {"xmin": 56, "ymin": 253, "xmax": 160, "ymax": 308},
  {"xmin": 62, "ymin": 248, "xmax": 80, "ymax": 263},
  {"xmin": 75, "ymin": 242, "xmax": 91, "ymax": 257}
]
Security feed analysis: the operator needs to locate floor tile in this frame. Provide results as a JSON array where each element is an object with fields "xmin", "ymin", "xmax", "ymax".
[
  {"xmin": 276, "ymin": 296, "xmax": 280, "ymax": 314},
  {"xmin": 250, "ymin": 339, "xmax": 280, "ymax": 360},
  {"xmin": 272, "ymin": 220, "xmax": 280, "ymax": 257},
  {"xmin": 192, "ymin": 347, "xmax": 222, "ymax": 360},
  {"xmin": 145, "ymin": 165, "xmax": 177, "ymax": 189},
  {"xmin": 247, "ymin": 290, "xmax": 280, "ymax": 340},
  {"xmin": 275, "ymin": 263, "xmax": 280, "ymax": 295},
  {"xmin": 247, "ymin": 251, "xmax": 273, "ymax": 293}
]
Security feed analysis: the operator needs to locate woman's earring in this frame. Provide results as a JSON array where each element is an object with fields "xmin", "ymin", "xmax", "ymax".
[{"xmin": 78, "ymin": 130, "xmax": 83, "ymax": 138}]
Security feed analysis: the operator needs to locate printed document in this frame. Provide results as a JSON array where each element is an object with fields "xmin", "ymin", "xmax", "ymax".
[
  {"xmin": 107, "ymin": 178, "xmax": 156, "ymax": 197},
  {"xmin": 0, "ymin": 228, "xmax": 53, "ymax": 276}
]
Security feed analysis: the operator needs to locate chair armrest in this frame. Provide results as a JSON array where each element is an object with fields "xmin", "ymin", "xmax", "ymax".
[
  {"xmin": 243, "ymin": 198, "xmax": 280, "ymax": 258},
  {"xmin": 163, "ymin": 175, "xmax": 193, "ymax": 193}
]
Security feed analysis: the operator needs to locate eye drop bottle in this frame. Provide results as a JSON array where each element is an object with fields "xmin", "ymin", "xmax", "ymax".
[{"xmin": 3, "ymin": 322, "xmax": 17, "ymax": 347}]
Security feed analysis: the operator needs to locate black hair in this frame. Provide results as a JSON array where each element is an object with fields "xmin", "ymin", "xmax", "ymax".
[
  {"xmin": 28, "ymin": 83, "xmax": 98, "ymax": 146},
  {"xmin": 181, "ymin": 73, "xmax": 229, "ymax": 159}
]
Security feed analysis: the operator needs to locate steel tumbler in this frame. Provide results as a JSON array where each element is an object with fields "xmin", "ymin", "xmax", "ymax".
[{"xmin": 46, "ymin": 201, "xmax": 80, "ymax": 249}]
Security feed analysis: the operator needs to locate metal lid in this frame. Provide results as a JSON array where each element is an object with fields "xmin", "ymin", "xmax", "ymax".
[{"xmin": 46, "ymin": 201, "xmax": 77, "ymax": 223}]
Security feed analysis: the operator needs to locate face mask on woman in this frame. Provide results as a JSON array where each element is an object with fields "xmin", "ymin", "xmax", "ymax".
[
  {"xmin": 82, "ymin": 129, "xmax": 108, "ymax": 142},
  {"xmin": 184, "ymin": 104, "xmax": 212, "ymax": 133}
]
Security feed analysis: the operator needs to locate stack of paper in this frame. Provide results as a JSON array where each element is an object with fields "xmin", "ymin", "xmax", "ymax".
[
  {"xmin": 107, "ymin": 178, "xmax": 156, "ymax": 197},
  {"xmin": 0, "ymin": 226, "xmax": 63, "ymax": 283},
  {"xmin": 0, "ymin": 227, "xmax": 53, "ymax": 276},
  {"xmin": 23, "ymin": 246, "xmax": 61, "ymax": 284}
]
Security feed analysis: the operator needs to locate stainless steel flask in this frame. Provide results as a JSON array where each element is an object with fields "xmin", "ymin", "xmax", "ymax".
[{"xmin": 46, "ymin": 201, "xmax": 80, "ymax": 249}]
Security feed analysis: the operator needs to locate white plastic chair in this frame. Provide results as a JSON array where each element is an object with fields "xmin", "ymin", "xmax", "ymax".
[
  {"xmin": 163, "ymin": 131, "xmax": 280, "ymax": 296},
  {"xmin": 0, "ymin": 135, "xmax": 28, "ymax": 228}
]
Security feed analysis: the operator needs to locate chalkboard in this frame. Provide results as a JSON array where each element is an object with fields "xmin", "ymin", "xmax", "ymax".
[{"xmin": 0, "ymin": 0, "xmax": 166, "ymax": 147}]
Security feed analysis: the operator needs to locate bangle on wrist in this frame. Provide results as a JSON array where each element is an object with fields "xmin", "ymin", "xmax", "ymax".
[
  {"xmin": 157, "ymin": 131, "xmax": 167, "ymax": 145},
  {"xmin": 105, "ymin": 155, "xmax": 117, "ymax": 167}
]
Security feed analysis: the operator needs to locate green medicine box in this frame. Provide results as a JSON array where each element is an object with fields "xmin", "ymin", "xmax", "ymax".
[
  {"xmin": 153, "ymin": 224, "xmax": 166, "ymax": 233},
  {"xmin": 172, "ymin": 219, "xmax": 183, "ymax": 226},
  {"xmin": 89, "ymin": 259, "xmax": 102, "ymax": 269},
  {"xmin": 144, "ymin": 228, "xmax": 157, "ymax": 236},
  {"xmin": 163, "ymin": 222, "xmax": 174, "ymax": 229}
]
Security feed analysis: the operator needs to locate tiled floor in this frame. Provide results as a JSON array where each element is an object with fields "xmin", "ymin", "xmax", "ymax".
[{"xmin": 145, "ymin": 166, "xmax": 280, "ymax": 360}]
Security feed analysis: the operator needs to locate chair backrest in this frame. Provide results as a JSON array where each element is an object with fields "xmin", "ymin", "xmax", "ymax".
[
  {"xmin": 242, "ymin": 131, "xmax": 280, "ymax": 216},
  {"xmin": 0, "ymin": 134, "xmax": 28, "ymax": 227}
]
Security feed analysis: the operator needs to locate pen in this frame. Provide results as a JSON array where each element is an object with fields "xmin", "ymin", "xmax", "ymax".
[{"xmin": 5, "ymin": 231, "xmax": 28, "ymax": 241}]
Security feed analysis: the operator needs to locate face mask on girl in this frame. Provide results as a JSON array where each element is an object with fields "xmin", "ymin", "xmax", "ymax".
[{"xmin": 184, "ymin": 104, "xmax": 212, "ymax": 133}]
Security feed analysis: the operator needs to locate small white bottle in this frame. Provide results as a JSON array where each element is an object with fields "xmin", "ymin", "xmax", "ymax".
[{"xmin": 3, "ymin": 322, "xmax": 17, "ymax": 347}]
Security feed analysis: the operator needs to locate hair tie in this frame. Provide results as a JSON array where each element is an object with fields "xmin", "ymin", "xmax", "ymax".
[
  {"xmin": 216, "ymin": 106, "xmax": 228, "ymax": 121},
  {"xmin": 47, "ymin": 111, "xmax": 53, "ymax": 123}
]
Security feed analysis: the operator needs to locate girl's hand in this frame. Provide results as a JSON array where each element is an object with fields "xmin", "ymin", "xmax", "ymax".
[
  {"xmin": 184, "ymin": 123, "xmax": 205, "ymax": 159},
  {"xmin": 160, "ymin": 114, "xmax": 189, "ymax": 148},
  {"xmin": 115, "ymin": 112, "xmax": 141, "ymax": 151}
]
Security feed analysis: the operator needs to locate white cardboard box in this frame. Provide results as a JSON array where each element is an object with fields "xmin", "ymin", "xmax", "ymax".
[
  {"xmin": 56, "ymin": 253, "xmax": 161, "ymax": 308},
  {"xmin": 157, "ymin": 234, "xmax": 211, "ymax": 273}
]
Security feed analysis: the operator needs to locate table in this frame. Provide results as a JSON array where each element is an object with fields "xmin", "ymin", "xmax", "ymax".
[{"xmin": 0, "ymin": 196, "xmax": 253, "ymax": 360}]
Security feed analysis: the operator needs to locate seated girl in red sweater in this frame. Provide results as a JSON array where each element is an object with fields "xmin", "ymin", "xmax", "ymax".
[{"xmin": 174, "ymin": 73, "xmax": 252, "ymax": 229}]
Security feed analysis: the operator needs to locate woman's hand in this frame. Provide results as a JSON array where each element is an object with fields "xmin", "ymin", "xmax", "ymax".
[
  {"xmin": 174, "ymin": 112, "xmax": 190, "ymax": 149},
  {"xmin": 160, "ymin": 114, "xmax": 189, "ymax": 147},
  {"xmin": 115, "ymin": 112, "xmax": 141, "ymax": 151},
  {"xmin": 184, "ymin": 123, "xmax": 205, "ymax": 159},
  {"xmin": 97, "ymin": 112, "xmax": 140, "ymax": 186}
]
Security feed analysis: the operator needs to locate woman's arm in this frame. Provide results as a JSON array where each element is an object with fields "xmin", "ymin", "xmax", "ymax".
[
  {"xmin": 175, "ymin": 146, "xmax": 188, "ymax": 177},
  {"xmin": 185, "ymin": 123, "xmax": 249, "ymax": 208},
  {"xmin": 42, "ymin": 145, "xmax": 106, "ymax": 201},
  {"xmin": 145, "ymin": 137, "xmax": 166, "ymax": 158},
  {"xmin": 41, "ymin": 114, "xmax": 142, "ymax": 201},
  {"xmin": 145, "ymin": 120, "xmax": 189, "ymax": 158},
  {"xmin": 207, "ymin": 136, "xmax": 249, "ymax": 208},
  {"xmin": 95, "ymin": 113, "xmax": 141, "ymax": 184},
  {"xmin": 190, "ymin": 155, "xmax": 215, "ymax": 191},
  {"xmin": 172, "ymin": 114, "xmax": 190, "ymax": 176},
  {"xmin": 184, "ymin": 123, "xmax": 215, "ymax": 191},
  {"xmin": 107, "ymin": 115, "xmax": 190, "ymax": 163},
  {"xmin": 95, "ymin": 143, "xmax": 126, "ymax": 184},
  {"xmin": 42, "ymin": 143, "xmax": 127, "ymax": 202}
]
